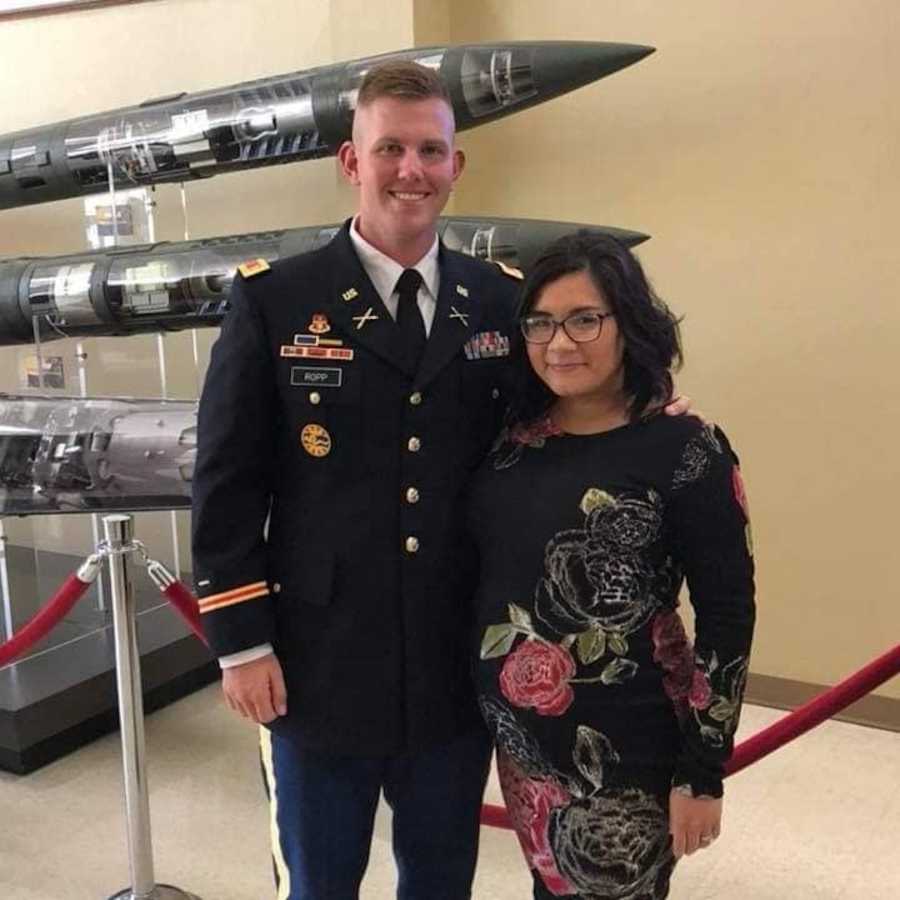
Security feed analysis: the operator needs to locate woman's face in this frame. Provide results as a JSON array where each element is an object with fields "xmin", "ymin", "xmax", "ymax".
[{"xmin": 525, "ymin": 269, "xmax": 625, "ymax": 402}]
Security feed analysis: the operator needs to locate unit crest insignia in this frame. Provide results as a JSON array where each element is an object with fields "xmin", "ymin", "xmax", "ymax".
[{"xmin": 308, "ymin": 313, "xmax": 331, "ymax": 334}]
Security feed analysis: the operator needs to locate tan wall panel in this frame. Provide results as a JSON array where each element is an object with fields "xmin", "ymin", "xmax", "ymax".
[{"xmin": 448, "ymin": 1, "xmax": 900, "ymax": 699}]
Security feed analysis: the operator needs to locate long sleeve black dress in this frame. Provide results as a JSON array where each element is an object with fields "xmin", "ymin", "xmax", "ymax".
[{"xmin": 469, "ymin": 412, "xmax": 756, "ymax": 900}]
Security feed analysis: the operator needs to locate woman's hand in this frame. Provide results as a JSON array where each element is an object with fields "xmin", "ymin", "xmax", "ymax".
[{"xmin": 668, "ymin": 787, "xmax": 722, "ymax": 858}]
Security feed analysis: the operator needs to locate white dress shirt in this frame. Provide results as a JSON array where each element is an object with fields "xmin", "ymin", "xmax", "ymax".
[{"xmin": 348, "ymin": 216, "xmax": 440, "ymax": 335}]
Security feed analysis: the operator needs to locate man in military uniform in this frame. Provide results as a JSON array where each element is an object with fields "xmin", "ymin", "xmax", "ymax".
[{"xmin": 192, "ymin": 62, "xmax": 520, "ymax": 899}]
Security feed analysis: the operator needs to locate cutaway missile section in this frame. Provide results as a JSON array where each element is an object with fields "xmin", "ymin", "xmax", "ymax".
[
  {"xmin": 0, "ymin": 394, "xmax": 195, "ymax": 515},
  {"xmin": 0, "ymin": 41, "xmax": 653, "ymax": 211},
  {"xmin": 0, "ymin": 216, "xmax": 649, "ymax": 346}
]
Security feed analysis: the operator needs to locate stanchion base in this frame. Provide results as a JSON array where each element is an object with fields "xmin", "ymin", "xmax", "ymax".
[{"xmin": 108, "ymin": 885, "xmax": 201, "ymax": 899}]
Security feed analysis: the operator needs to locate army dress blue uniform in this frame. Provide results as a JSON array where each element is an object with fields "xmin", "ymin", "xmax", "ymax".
[{"xmin": 192, "ymin": 221, "xmax": 520, "ymax": 899}]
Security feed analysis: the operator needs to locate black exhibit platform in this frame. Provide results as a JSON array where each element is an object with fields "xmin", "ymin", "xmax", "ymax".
[{"xmin": 0, "ymin": 545, "xmax": 216, "ymax": 774}]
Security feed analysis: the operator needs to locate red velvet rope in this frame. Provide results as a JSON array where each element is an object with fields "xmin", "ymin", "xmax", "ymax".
[
  {"xmin": 0, "ymin": 572, "xmax": 93, "ymax": 667},
  {"xmin": 2, "ymin": 568, "xmax": 895, "ymax": 831},
  {"xmin": 724, "ymin": 642, "xmax": 900, "ymax": 776},
  {"xmin": 480, "ymin": 642, "xmax": 900, "ymax": 830},
  {"xmin": 161, "ymin": 580, "xmax": 209, "ymax": 647}
]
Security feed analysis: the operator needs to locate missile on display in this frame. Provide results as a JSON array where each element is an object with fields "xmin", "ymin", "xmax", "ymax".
[
  {"xmin": 0, "ymin": 216, "xmax": 649, "ymax": 346},
  {"xmin": 0, "ymin": 393, "xmax": 195, "ymax": 515},
  {"xmin": 0, "ymin": 41, "xmax": 653, "ymax": 211}
]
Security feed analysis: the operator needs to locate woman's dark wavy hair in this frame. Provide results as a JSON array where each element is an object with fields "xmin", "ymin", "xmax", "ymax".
[{"xmin": 508, "ymin": 231, "xmax": 683, "ymax": 426}]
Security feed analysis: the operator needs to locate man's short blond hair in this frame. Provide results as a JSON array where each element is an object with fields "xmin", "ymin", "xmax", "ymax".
[{"xmin": 357, "ymin": 60, "xmax": 451, "ymax": 108}]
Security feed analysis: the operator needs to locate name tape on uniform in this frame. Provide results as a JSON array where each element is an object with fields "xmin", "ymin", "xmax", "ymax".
[{"xmin": 291, "ymin": 367, "xmax": 343, "ymax": 388}]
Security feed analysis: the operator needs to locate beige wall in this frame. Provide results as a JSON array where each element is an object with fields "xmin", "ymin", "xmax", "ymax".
[
  {"xmin": 0, "ymin": 1, "xmax": 897, "ymax": 700},
  {"xmin": 449, "ymin": 1, "xmax": 900, "ymax": 699}
]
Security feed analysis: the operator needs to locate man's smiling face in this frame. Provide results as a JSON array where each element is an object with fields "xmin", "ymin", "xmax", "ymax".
[{"xmin": 339, "ymin": 95, "xmax": 465, "ymax": 259}]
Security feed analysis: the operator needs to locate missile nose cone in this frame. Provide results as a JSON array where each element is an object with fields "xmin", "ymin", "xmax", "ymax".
[{"xmin": 531, "ymin": 41, "xmax": 655, "ymax": 98}]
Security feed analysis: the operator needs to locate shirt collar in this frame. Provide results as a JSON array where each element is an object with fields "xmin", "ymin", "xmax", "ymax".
[{"xmin": 349, "ymin": 216, "xmax": 440, "ymax": 303}]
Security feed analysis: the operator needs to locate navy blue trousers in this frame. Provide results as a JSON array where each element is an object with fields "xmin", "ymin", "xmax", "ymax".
[{"xmin": 260, "ymin": 727, "xmax": 492, "ymax": 900}]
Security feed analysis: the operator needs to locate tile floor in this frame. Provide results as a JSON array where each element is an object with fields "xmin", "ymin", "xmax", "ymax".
[{"xmin": 1, "ymin": 686, "xmax": 897, "ymax": 899}]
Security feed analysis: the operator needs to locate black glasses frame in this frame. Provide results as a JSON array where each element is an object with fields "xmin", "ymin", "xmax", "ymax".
[{"xmin": 519, "ymin": 310, "xmax": 615, "ymax": 344}]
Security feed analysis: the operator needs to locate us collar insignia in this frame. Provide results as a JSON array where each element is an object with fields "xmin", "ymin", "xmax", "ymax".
[
  {"xmin": 342, "ymin": 287, "xmax": 359, "ymax": 302},
  {"xmin": 449, "ymin": 306, "xmax": 469, "ymax": 327},
  {"xmin": 463, "ymin": 331, "xmax": 510, "ymax": 360},
  {"xmin": 456, "ymin": 284, "xmax": 469, "ymax": 298},
  {"xmin": 308, "ymin": 313, "xmax": 331, "ymax": 334},
  {"xmin": 352, "ymin": 307, "xmax": 379, "ymax": 330}
]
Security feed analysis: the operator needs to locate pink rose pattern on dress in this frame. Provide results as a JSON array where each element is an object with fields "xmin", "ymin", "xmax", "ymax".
[
  {"xmin": 492, "ymin": 414, "xmax": 563, "ymax": 469},
  {"xmin": 509, "ymin": 413, "xmax": 564, "ymax": 446},
  {"xmin": 500, "ymin": 640, "xmax": 577, "ymax": 716},
  {"xmin": 688, "ymin": 667, "xmax": 713, "ymax": 710},
  {"xmin": 497, "ymin": 752, "xmax": 576, "ymax": 896},
  {"xmin": 650, "ymin": 609, "xmax": 694, "ymax": 717},
  {"xmin": 732, "ymin": 465, "xmax": 750, "ymax": 520}
]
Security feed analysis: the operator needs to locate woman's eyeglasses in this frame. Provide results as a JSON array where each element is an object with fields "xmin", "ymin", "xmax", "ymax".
[{"xmin": 520, "ymin": 310, "xmax": 614, "ymax": 344}]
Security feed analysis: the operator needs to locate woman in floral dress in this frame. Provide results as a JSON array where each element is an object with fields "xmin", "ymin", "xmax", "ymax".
[{"xmin": 469, "ymin": 233, "xmax": 756, "ymax": 899}]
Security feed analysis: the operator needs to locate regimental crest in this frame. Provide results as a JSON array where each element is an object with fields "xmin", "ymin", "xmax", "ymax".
[{"xmin": 308, "ymin": 313, "xmax": 331, "ymax": 334}]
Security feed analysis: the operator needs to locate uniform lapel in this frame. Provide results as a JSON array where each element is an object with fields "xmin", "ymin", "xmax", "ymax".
[
  {"xmin": 416, "ymin": 246, "xmax": 480, "ymax": 390},
  {"xmin": 320, "ymin": 224, "xmax": 410, "ymax": 375}
]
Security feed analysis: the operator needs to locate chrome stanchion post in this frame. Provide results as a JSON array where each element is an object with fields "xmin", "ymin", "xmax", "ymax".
[{"xmin": 104, "ymin": 514, "xmax": 200, "ymax": 900}]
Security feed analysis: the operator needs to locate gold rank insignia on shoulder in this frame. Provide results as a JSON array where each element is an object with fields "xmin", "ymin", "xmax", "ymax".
[
  {"xmin": 237, "ymin": 258, "xmax": 271, "ymax": 278},
  {"xmin": 308, "ymin": 313, "xmax": 331, "ymax": 334},
  {"xmin": 300, "ymin": 423, "xmax": 332, "ymax": 457},
  {"xmin": 494, "ymin": 260, "xmax": 524, "ymax": 280}
]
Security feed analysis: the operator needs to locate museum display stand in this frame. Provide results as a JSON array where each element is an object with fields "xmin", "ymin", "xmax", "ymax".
[{"xmin": 0, "ymin": 181, "xmax": 215, "ymax": 773}]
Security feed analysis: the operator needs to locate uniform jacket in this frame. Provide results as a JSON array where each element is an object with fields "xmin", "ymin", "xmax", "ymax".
[{"xmin": 192, "ymin": 222, "xmax": 520, "ymax": 755}]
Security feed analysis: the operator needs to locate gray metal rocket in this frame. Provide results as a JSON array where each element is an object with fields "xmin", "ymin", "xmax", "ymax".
[
  {"xmin": 0, "ymin": 41, "xmax": 653, "ymax": 211},
  {"xmin": 0, "ymin": 216, "xmax": 648, "ymax": 346}
]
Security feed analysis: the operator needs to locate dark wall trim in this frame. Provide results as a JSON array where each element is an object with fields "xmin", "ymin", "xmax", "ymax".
[
  {"xmin": 746, "ymin": 673, "xmax": 900, "ymax": 734},
  {"xmin": 0, "ymin": 1, "xmax": 157, "ymax": 21}
]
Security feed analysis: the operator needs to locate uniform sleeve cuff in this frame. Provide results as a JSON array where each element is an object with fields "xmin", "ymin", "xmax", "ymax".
[{"xmin": 218, "ymin": 643, "xmax": 275, "ymax": 669}]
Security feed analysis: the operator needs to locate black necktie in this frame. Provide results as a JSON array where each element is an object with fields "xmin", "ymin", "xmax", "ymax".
[{"xmin": 395, "ymin": 268, "xmax": 426, "ymax": 371}]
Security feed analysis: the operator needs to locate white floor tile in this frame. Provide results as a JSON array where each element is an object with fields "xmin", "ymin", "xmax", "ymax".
[{"xmin": 0, "ymin": 689, "xmax": 897, "ymax": 899}]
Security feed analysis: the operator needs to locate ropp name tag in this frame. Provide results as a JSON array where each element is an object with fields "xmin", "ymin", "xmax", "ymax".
[{"xmin": 291, "ymin": 367, "xmax": 342, "ymax": 388}]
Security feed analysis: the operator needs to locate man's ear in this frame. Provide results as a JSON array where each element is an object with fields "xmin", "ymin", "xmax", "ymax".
[
  {"xmin": 452, "ymin": 148, "xmax": 466, "ymax": 182},
  {"xmin": 338, "ymin": 141, "xmax": 360, "ymax": 185}
]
